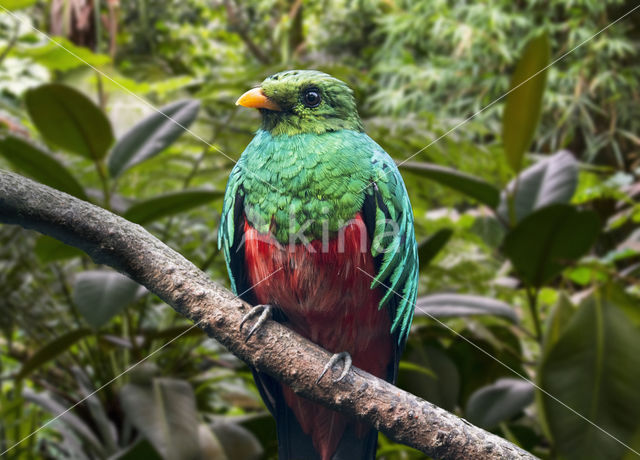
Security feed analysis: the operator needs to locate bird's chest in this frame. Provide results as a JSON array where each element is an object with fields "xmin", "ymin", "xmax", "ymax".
[
  {"xmin": 239, "ymin": 133, "xmax": 370, "ymax": 243},
  {"xmin": 243, "ymin": 213, "xmax": 389, "ymax": 360}
]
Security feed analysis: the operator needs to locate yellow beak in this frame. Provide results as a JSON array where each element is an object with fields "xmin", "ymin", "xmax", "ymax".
[{"xmin": 235, "ymin": 87, "xmax": 281, "ymax": 111}]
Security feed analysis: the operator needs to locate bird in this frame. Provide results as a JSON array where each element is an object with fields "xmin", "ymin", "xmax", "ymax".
[{"xmin": 219, "ymin": 70, "xmax": 418, "ymax": 460}]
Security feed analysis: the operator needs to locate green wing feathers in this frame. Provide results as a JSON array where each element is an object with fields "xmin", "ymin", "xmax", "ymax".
[{"xmin": 369, "ymin": 149, "xmax": 418, "ymax": 346}]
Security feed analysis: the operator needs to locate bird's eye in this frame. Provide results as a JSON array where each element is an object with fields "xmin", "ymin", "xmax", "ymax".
[{"xmin": 302, "ymin": 89, "xmax": 321, "ymax": 108}]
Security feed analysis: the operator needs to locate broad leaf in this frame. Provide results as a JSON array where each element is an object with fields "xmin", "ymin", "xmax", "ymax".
[
  {"xmin": 466, "ymin": 378, "xmax": 534, "ymax": 429},
  {"xmin": 210, "ymin": 422, "xmax": 264, "ymax": 460},
  {"xmin": 0, "ymin": 135, "xmax": 88, "ymax": 200},
  {"xmin": 417, "ymin": 228, "xmax": 452, "ymax": 269},
  {"xmin": 400, "ymin": 161, "xmax": 500, "ymax": 208},
  {"xmin": 542, "ymin": 294, "xmax": 576, "ymax": 355},
  {"xmin": 15, "ymin": 37, "xmax": 111, "ymax": 71},
  {"xmin": 107, "ymin": 99, "xmax": 201, "ymax": 177},
  {"xmin": 25, "ymin": 84, "xmax": 114, "ymax": 160},
  {"xmin": 72, "ymin": 270, "xmax": 142, "ymax": 329},
  {"xmin": 1, "ymin": 0, "xmax": 36, "ymax": 10},
  {"xmin": 498, "ymin": 150, "xmax": 578, "ymax": 224},
  {"xmin": 35, "ymin": 235, "xmax": 84, "ymax": 263},
  {"xmin": 398, "ymin": 344, "xmax": 459, "ymax": 411},
  {"xmin": 503, "ymin": 204, "xmax": 600, "ymax": 286},
  {"xmin": 17, "ymin": 328, "xmax": 92, "ymax": 379},
  {"xmin": 415, "ymin": 293, "xmax": 518, "ymax": 323},
  {"xmin": 123, "ymin": 189, "xmax": 223, "ymax": 225},
  {"xmin": 120, "ymin": 378, "xmax": 201, "ymax": 460},
  {"xmin": 538, "ymin": 287, "xmax": 640, "ymax": 460},
  {"xmin": 502, "ymin": 32, "xmax": 550, "ymax": 172}
]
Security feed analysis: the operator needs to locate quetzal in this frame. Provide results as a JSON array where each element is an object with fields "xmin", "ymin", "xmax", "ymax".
[{"xmin": 219, "ymin": 70, "xmax": 418, "ymax": 460}]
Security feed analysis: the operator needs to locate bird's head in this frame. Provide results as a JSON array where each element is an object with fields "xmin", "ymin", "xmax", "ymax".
[{"xmin": 236, "ymin": 70, "xmax": 364, "ymax": 136}]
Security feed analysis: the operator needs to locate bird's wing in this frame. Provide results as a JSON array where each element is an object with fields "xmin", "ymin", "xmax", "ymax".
[
  {"xmin": 362, "ymin": 147, "xmax": 418, "ymax": 352},
  {"xmin": 218, "ymin": 162, "xmax": 253, "ymax": 301}
]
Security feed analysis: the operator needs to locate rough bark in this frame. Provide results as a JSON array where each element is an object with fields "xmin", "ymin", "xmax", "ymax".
[{"xmin": 0, "ymin": 169, "xmax": 537, "ymax": 460}]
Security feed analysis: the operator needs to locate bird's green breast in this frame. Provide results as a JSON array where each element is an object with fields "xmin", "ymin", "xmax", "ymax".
[{"xmin": 236, "ymin": 129, "xmax": 374, "ymax": 242}]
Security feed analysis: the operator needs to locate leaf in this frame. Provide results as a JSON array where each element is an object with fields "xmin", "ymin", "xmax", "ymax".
[
  {"xmin": 417, "ymin": 228, "xmax": 453, "ymax": 269},
  {"xmin": 414, "ymin": 293, "xmax": 518, "ymax": 323},
  {"xmin": 542, "ymin": 294, "xmax": 576, "ymax": 355},
  {"xmin": 0, "ymin": 135, "xmax": 88, "ymax": 200},
  {"xmin": 15, "ymin": 37, "xmax": 111, "ymax": 71},
  {"xmin": 471, "ymin": 215, "xmax": 506, "ymax": 248},
  {"xmin": 1, "ymin": 0, "xmax": 36, "ymax": 10},
  {"xmin": 538, "ymin": 287, "xmax": 640, "ymax": 460},
  {"xmin": 72, "ymin": 270, "xmax": 142, "ymax": 329},
  {"xmin": 72, "ymin": 368, "xmax": 118, "ymax": 454},
  {"xmin": 119, "ymin": 378, "xmax": 201, "ymax": 460},
  {"xmin": 23, "ymin": 388, "xmax": 103, "ymax": 452},
  {"xmin": 107, "ymin": 99, "xmax": 200, "ymax": 177},
  {"xmin": 502, "ymin": 32, "xmax": 551, "ymax": 172},
  {"xmin": 210, "ymin": 422, "xmax": 264, "ymax": 460},
  {"xmin": 466, "ymin": 378, "xmax": 534, "ymax": 429},
  {"xmin": 123, "ymin": 189, "xmax": 223, "ymax": 225},
  {"xmin": 398, "ymin": 344, "xmax": 459, "ymax": 411},
  {"xmin": 110, "ymin": 439, "xmax": 163, "ymax": 460},
  {"xmin": 17, "ymin": 328, "xmax": 92, "ymax": 379},
  {"xmin": 503, "ymin": 204, "xmax": 600, "ymax": 286},
  {"xmin": 25, "ymin": 84, "xmax": 114, "ymax": 160},
  {"xmin": 497, "ymin": 150, "xmax": 578, "ymax": 224},
  {"xmin": 400, "ymin": 161, "xmax": 500, "ymax": 208},
  {"xmin": 34, "ymin": 235, "xmax": 84, "ymax": 263}
]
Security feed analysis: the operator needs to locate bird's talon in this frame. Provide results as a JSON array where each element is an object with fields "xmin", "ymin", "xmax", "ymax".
[
  {"xmin": 240, "ymin": 304, "xmax": 273, "ymax": 342},
  {"xmin": 316, "ymin": 351, "xmax": 352, "ymax": 384}
]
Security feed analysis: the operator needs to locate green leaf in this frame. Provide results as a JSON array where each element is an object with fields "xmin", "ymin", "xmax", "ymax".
[
  {"xmin": 120, "ymin": 378, "xmax": 201, "ymax": 460},
  {"xmin": 123, "ymin": 189, "xmax": 223, "ymax": 225},
  {"xmin": 542, "ymin": 294, "xmax": 576, "ymax": 355},
  {"xmin": 397, "ymin": 360, "xmax": 437, "ymax": 378},
  {"xmin": 471, "ymin": 215, "xmax": 506, "ymax": 248},
  {"xmin": 503, "ymin": 204, "xmax": 600, "ymax": 286},
  {"xmin": 400, "ymin": 161, "xmax": 500, "ymax": 208},
  {"xmin": 34, "ymin": 235, "xmax": 84, "ymax": 263},
  {"xmin": 16, "ymin": 328, "xmax": 92, "ymax": 379},
  {"xmin": 538, "ymin": 287, "xmax": 640, "ymax": 460},
  {"xmin": 502, "ymin": 32, "xmax": 550, "ymax": 172},
  {"xmin": 1, "ymin": 0, "xmax": 36, "ymax": 10},
  {"xmin": 417, "ymin": 228, "xmax": 452, "ymax": 269},
  {"xmin": 466, "ymin": 378, "xmax": 534, "ymax": 429},
  {"xmin": 15, "ymin": 37, "xmax": 111, "ymax": 71},
  {"xmin": 23, "ymin": 388, "xmax": 104, "ymax": 452},
  {"xmin": 414, "ymin": 293, "xmax": 518, "ymax": 323},
  {"xmin": 107, "ymin": 99, "xmax": 201, "ymax": 177},
  {"xmin": 0, "ymin": 135, "xmax": 88, "ymax": 200},
  {"xmin": 72, "ymin": 270, "xmax": 141, "ymax": 329},
  {"xmin": 210, "ymin": 422, "xmax": 264, "ymax": 460},
  {"xmin": 398, "ymin": 344, "xmax": 459, "ymax": 411},
  {"xmin": 25, "ymin": 83, "xmax": 114, "ymax": 160},
  {"xmin": 497, "ymin": 150, "xmax": 578, "ymax": 224}
]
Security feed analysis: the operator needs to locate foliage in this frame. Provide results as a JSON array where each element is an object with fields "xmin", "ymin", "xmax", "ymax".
[{"xmin": 1, "ymin": 1, "xmax": 639, "ymax": 459}]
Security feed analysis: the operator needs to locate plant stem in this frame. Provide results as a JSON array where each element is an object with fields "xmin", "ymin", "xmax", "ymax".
[
  {"xmin": 526, "ymin": 287, "xmax": 542, "ymax": 342},
  {"xmin": 95, "ymin": 160, "xmax": 111, "ymax": 209}
]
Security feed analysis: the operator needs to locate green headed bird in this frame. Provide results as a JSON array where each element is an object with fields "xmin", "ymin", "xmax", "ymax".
[{"xmin": 219, "ymin": 70, "xmax": 418, "ymax": 460}]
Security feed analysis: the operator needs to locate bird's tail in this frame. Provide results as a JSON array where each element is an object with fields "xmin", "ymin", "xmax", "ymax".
[{"xmin": 276, "ymin": 387, "xmax": 378, "ymax": 460}]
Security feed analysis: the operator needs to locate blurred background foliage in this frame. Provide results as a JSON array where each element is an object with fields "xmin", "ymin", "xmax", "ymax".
[{"xmin": 0, "ymin": 0, "xmax": 639, "ymax": 459}]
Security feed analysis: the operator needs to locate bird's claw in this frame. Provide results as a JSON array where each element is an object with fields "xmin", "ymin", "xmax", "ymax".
[
  {"xmin": 316, "ymin": 351, "xmax": 352, "ymax": 384},
  {"xmin": 240, "ymin": 304, "xmax": 273, "ymax": 342}
]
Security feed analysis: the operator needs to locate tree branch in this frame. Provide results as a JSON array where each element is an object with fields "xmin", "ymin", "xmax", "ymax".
[{"xmin": 0, "ymin": 169, "xmax": 537, "ymax": 460}]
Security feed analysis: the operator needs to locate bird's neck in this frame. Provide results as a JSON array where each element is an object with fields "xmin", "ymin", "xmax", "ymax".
[{"xmin": 260, "ymin": 111, "xmax": 364, "ymax": 136}]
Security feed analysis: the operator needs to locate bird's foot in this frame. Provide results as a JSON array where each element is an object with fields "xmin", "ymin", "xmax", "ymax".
[
  {"xmin": 316, "ymin": 351, "xmax": 352, "ymax": 384},
  {"xmin": 239, "ymin": 304, "xmax": 273, "ymax": 342}
]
